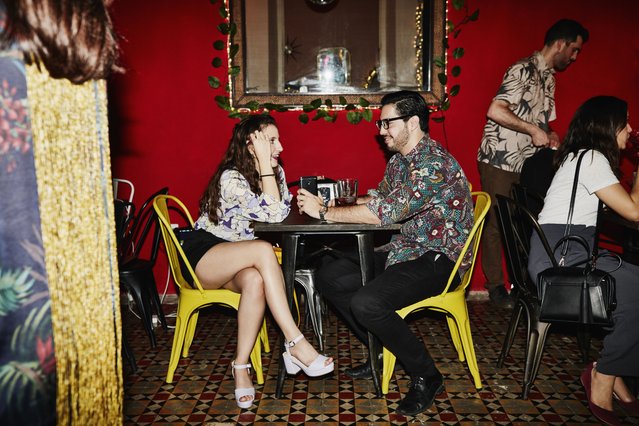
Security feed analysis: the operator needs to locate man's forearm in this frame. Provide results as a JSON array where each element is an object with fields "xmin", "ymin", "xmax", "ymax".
[
  {"xmin": 487, "ymin": 100, "xmax": 549, "ymax": 146},
  {"xmin": 356, "ymin": 194, "xmax": 372, "ymax": 204},
  {"xmin": 325, "ymin": 203, "xmax": 381, "ymax": 225},
  {"xmin": 487, "ymin": 100, "xmax": 540, "ymax": 135}
]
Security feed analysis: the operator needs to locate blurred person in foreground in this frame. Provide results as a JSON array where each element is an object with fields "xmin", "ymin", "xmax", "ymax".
[{"xmin": 0, "ymin": 0, "xmax": 121, "ymax": 424}]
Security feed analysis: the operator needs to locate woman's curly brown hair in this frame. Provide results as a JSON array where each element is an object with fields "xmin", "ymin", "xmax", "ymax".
[{"xmin": 199, "ymin": 115, "xmax": 277, "ymax": 224}]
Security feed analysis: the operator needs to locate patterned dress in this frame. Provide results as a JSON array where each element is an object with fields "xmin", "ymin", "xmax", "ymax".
[
  {"xmin": 0, "ymin": 8, "xmax": 55, "ymax": 424},
  {"xmin": 477, "ymin": 51, "xmax": 556, "ymax": 174},
  {"xmin": 194, "ymin": 166, "xmax": 292, "ymax": 241}
]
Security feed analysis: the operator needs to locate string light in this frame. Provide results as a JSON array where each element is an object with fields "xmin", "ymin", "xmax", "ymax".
[
  {"xmin": 223, "ymin": 0, "xmax": 235, "ymax": 110},
  {"xmin": 415, "ymin": 1, "xmax": 423, "ymax": 88}
]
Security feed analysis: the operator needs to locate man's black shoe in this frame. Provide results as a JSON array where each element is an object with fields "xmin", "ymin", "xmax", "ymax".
[
  {"xmin": 396, "ymin": 374, "xmax": 444, "ymax": 416},
  {"xmin": 345, "ymin": 361, "xmax": 373, "ymax": 379},
  {"xmin": 489, "ymin": 286, "xmax": 513, "ymax": 308}
]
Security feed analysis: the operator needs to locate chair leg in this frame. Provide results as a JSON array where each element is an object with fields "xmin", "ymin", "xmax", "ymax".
[
  {"xmin": 449, "ymin": 309, "xmax": 482, "ymax": 389},
  {"xmin": 497, "ymin": 300, "xmax": 524, "ymax": 368},
  {"xmin": 122, "ymin": 328, "xmax": 137, "ymax": 372},
  {"xmin": 145, "ymin": 272, "xmax": 168, "ymax": 331},
  {"xmin": 522, "ymin": 318, "xmax": 551, "ymax": 399},
  {"xmin": 121, "ymin": 277, "xmax": 157, "ymax": 348},
  {"xmin": 301, "ymin": 283, "xmax": 324, "ymax": 352},
  {"xmin": 381, "ymin": 347, "xmax": 397, "ymax": 395},
  {"xmin": 313, "ymin": 292, "xmax": 325, "ymax": 352},
  {"xmin": 182, "ymin": 310, "xmax": 200, "ymax": 358},
  {"xmin": 167, "ymin": 305, "xmax": 191, "ymax": 383},
  {"xmin": 446, "ymin": 316, "xmax": 464, "ymax": 361},
  {"xmin": 260, "ymin": 320, "xmax": 270, "ymax": 353},
  {"xmin": 295, "ymin": 269, "xmax": 324, "ymax": 352},
  {"xmin": 577, "ymin": 325, "xmax": 591, "ymax": 363}
]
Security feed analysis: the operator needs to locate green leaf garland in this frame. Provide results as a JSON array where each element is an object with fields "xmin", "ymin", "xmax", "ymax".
[{"xmin": 209, "ymin": 0, "xmax": 478, "ymax": 125}]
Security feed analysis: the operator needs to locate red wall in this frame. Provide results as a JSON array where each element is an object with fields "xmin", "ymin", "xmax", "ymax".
[{"xmin": 109, "ymin": 0, "xmax": 639, "ymax": 293}]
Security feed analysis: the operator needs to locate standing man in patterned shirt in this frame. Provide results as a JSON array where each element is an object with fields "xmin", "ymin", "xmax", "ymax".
[
  {"xmin": 296, "ymin": 90, "xmax": 474, "ymax": 416},
  {"xmin": 476, "ymin": 19, "xmax": 589, "ymax": 307}
]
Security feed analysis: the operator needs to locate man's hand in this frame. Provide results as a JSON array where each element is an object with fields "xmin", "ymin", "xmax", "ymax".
[
  {"xmin": 548, "ymin": 131, "xmax": 561, "ymax": 149},
  {"xmin": 530, "ymin": 127, "xmax": 550, "ymax": 147},
  {"xmin": 297, "ymin": 188, "xmax": 324, "ymax": 219}
]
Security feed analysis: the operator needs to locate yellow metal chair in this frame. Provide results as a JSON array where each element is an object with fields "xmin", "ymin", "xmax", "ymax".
[
  {"xmin": 153, "ymin": 195, "xmax": 269, "ymax": 384},
  {"xmin": 381, "ymin": 191, "xmax": 491, "ymax": 393}
]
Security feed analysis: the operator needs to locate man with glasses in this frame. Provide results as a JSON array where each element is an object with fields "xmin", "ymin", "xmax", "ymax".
[
  {"xmin": 296, "ymin": 90, "xmax": 473, "ymax": 416},
  {"xmin": 477, "ymin": 19, "xmax": 589, "ymax": 308}
]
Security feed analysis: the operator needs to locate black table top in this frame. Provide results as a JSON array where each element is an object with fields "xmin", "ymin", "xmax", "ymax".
[{"xmin": 254, "ymin": 206, "xmax": 402, "ymax": 234}]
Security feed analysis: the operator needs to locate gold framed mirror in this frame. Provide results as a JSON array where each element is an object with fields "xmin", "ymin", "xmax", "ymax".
[{"xmin": 229, "ymin": 0, "xmax": 446, "ymax": 108}]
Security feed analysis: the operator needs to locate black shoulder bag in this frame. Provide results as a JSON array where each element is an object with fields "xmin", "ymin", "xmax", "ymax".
[{"xmin": 537, "ymin": 150, "xmax": 619, "ymax": 326}]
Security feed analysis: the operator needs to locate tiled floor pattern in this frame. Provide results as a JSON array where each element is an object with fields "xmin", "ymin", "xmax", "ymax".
[{"xmin": 123, "ymin": 301, "xmax": 639, "ymax": 425}]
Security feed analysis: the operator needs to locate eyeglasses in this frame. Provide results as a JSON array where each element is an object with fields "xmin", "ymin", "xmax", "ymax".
[{"xmin": 375, "ymin": 115, "xmax": 411, "ymax": 130}]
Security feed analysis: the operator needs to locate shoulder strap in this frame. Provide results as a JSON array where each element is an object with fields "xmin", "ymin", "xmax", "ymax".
[{"xmin": 560, "ymin": 149, "xmax": 590, "ymax": 258}]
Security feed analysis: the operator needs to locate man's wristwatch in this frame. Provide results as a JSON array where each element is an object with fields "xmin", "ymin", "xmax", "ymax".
[{"xmin": 318, "ymin": 205, "xmax": 328, "ymax": 221}]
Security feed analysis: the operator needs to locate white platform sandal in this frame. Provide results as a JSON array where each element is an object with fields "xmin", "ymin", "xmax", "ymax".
[
  {"xmin": 231, "ymin": 360, "xmax": 255, "ymax": 409},
  {"xmin": 282, "ymin": 334, "xmax": 334, "ymax": 377}
]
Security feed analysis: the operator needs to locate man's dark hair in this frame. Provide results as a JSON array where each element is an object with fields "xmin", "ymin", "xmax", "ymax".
[
  {"xmin": 380, "ymin": 90, "xmax": 429, "ymax": 132},
  {"xmin": 544, "ymin": 19, "xmax": 589, "ymax": 46}
]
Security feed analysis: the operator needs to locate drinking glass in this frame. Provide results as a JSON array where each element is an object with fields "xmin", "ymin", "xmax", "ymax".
[{"xmin": 336, "ymin": 178, "xmax": 358, "ymax": 206}]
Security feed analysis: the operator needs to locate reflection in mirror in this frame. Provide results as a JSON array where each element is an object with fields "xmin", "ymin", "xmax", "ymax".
[{"xmin": 230, "ymin": 0, "xmax": 445, "ymax": 107}]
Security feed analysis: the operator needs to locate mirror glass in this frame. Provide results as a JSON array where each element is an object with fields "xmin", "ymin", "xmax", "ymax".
[{"xmin": 230, "ymin": 0, "xmax": 445, "ymax": 107}]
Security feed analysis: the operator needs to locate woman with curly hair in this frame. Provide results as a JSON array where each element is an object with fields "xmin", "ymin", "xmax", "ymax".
[{"xmin": 180, "ymin": 115, "xmax": 333, "ymax": 409}]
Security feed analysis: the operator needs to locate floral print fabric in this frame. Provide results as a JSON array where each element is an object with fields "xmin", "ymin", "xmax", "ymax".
[
  {"xmin": 477, "ymin": 51, "xmax": 556, "ymax": 173},
  {"xmin": 367, "ymin": 136, "xmax": 474, "ymax": 272},
  {"xmin": 0, "ymin": 7, "xmax": 56, "ymax": 425},
  {"xmin": 194, "ymin": 166, "xmax": 292, "ymax": 241}
]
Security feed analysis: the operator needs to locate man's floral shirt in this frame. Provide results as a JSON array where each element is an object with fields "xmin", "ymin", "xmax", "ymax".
[{"xmin": 367, "ymin": 136, "xmax": 474, "ymax": 272}]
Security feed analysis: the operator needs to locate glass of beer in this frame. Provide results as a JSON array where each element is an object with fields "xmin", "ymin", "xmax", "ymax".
[{"xmin": 336, "ymin": 178, "xmax": 358, "ymax": 206}]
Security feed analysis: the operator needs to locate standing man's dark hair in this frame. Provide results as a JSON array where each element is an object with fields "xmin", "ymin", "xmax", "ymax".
[{"xmin": 544, "ymin": 19, "xmax": 589, "ymax": 46}]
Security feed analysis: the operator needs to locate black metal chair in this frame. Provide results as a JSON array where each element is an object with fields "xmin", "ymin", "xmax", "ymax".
[
  {"xmin": 495, "ymin": 194, "xmax": 559, "ymax": 398},
  {"xmin": 515, "ymin": 183, "xmax": 598, "ymax": 360},
  {"xmin": 114, "ymin": 199, "xmax": 138, "ymax": 370},
  {"xmin": 511, "ymin": 182, "xmax": 545, "ymax": 220},
  {"xmin": 496, "ymin": 193, "xmax": 596, "ymax": 398},
  {"xmin": 117, "ymin": 187, "xmax": 169, "ymax": 348}
]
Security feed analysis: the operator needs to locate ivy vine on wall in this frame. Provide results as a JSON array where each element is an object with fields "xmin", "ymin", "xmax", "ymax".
[
  {"xmin": 431, "ymin": 0, "xmax": 479, "ymax": 123},
  {"xmin": 208, "ymin": 0, "xmax": 478, "ymax": 124}
]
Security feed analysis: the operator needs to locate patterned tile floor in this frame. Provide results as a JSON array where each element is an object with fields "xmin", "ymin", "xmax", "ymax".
[{"xmin": 123, "ymin": 300, "xmax": 639, "ymax": 425}]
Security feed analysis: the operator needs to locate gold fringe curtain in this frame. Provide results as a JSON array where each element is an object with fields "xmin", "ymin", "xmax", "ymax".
[{"xmin": 26, "ymin": 65, "xmax": 123, "ymax": 425}]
